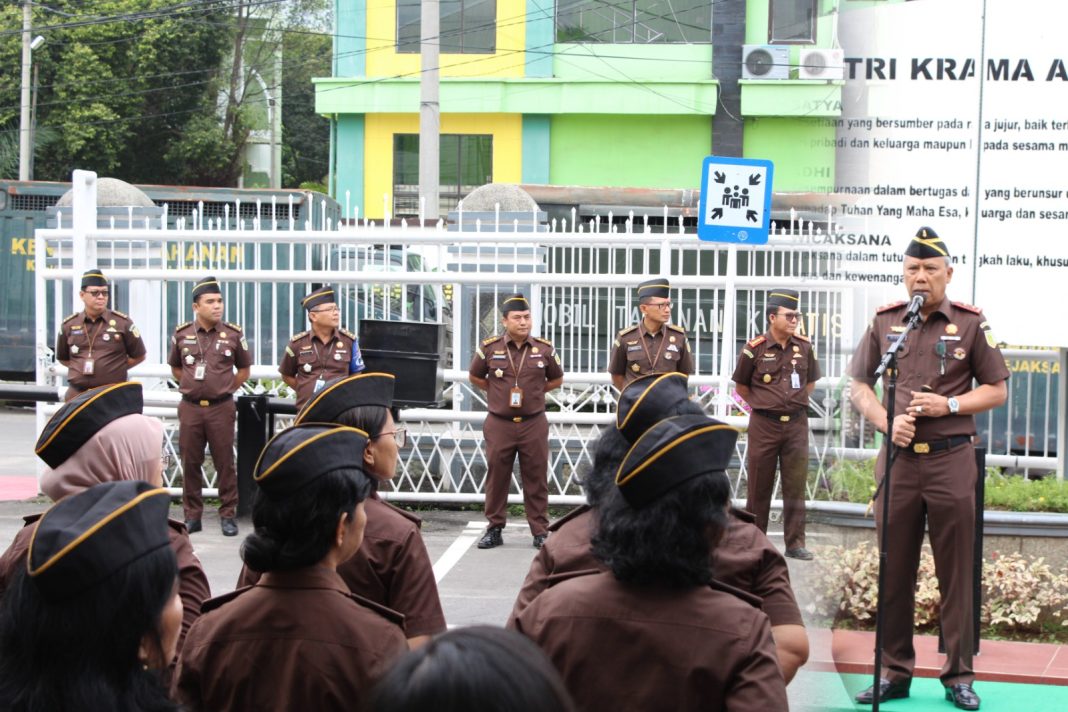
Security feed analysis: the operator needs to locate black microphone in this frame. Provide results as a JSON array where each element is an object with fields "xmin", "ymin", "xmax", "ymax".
[{"xmin": 903, "ymin": 293, "xmax": 925, "ymax": 322}]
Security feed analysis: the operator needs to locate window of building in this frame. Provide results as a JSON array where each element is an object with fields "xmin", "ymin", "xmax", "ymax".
[
  {"xmin": 769, "ymin": 0, "xmax": 818, "ymax": 44},
  {"xmin": 397, "ymin": 0, "xmax": 497, "ymax": 54},
  {"xmin": 555, "ymin": 0, "xmax": 711, "ymax": 44},
  {"xmin": 393, "ymin": 134, "xmax": 493, "ymax": 217}
]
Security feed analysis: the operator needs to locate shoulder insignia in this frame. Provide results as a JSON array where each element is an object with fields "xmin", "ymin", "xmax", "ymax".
[
  {"xmin": 110, "ymin": 309, "xmax": 130, "ymax": 319},
  {"xmin": 482, "ymin": 336, "xmax": 500, "ymax": 346},
  {"xmin": 339, "ymin": 328, "xmax": 356, "ymax": 340},
  {"xmin": 62, "ymin": 312, "xmax": 80, "ymax": 324},
  {"xmin": 548, "ymin": 504, "xmax": 592, "ymax": 532},
  {"xmin": 794, "ymin": 333, "xmax": 811, "ymax": 342},
  {"xmin": 742, "ymin": 348, "xmax": 754, "ymax": 359},
  {"xmin": 729, "ymin": 506, "xmax": 757, "ymax": 524},
  {"xmin": 348, "ymin": 592, "xmax": 406, "ymax": 627},
  {"xmin": 289, "ymin": 330, "xmax": 309, "ymax": 342},
  {"xmin": 224, "ymin": 321, "xmax": 243, "ymax": 333},
  {"xmin": 666, "ymin": 324, "xmax": 686, "ymax": 333},
  {"xmin": 378, "ymin": 499, "xmax": 423, "ymax": 528},
  {"xmin": 534, "ymin": 337, "xmax": 553, "ymax": 347},
  {"xmin": 876, "ymin": 301, "xmax": 907, "ymax": 314},
  {"xmin": 201, "ymin": 586, "xmax": 254, "ymax": 613},
  {"xmin": 708, "ymin": 577, "xmax": 763, "ymax": 609},
  {"xmin": 617, "ymin": 325, "xmax": 639, "ymax": 337},
  {"xmin": 952, "ymin": 301, "xmax": 982, "ymax": 315},
  {"xmin": 746, "ymin": 335, "xmax": 766, "ymax": 348},
  {"xmin": 173, "ymin": 321, "xmax": 192, "ymax": 333}
]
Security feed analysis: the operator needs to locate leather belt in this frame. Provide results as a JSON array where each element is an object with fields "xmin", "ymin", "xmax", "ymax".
[
  {"xmin": 753, "ymin": 408, "xmax": 805, "ymax": 423},
  {"xmin": 491, "ymin": 411, "xmax": 544, "ymax": 424},
  {"xmin": 182, "ymin": 394, "xmax": 231, "ymax": 408},
  {"xmin": 910, "ymin": 434, "xmax": 972, "ymax": 454}
]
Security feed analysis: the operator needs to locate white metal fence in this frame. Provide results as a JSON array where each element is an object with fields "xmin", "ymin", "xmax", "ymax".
[{"xmin": 33, "ymin": 172, "xmax": 1062, "ymax": 507}]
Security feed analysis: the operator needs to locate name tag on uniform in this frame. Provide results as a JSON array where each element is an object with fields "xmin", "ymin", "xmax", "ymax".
[
  {"xmin": 627, "ymin": 345, "xmax": 642, "ymax": 352},
  {"xmin": 184, "ymin": 336, "xmax": 197, "ymax": 342},
  {"xmin": 490, "ymin": 354, "xmax": 506, "ymax": 360},
  {"xmin": 940, "ymin": 335, "xmax": 962, "ymax": 341}
]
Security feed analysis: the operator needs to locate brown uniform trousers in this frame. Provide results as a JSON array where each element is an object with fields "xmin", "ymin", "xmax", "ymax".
[
  {"xmin": 483, "ymin": 412, "xmax": 550, "ymax": 535},
  {"xmin": 177, "ymin": 399, "xmax": 238, "ymax": 520},
  {"xmin": 745, "ymin": 412, "xmax": 810, "ymax": 549}
]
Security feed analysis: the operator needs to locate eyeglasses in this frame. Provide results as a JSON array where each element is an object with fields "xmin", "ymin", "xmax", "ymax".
[
  {"xmin": 645, "ymin": 301, "xmax": 672, "ymax": 310},
  {"xmin": 311, "ymin": 305, "xmax": 340, "ymax": 314},
  {"xmin": 84, "ymin": 289, "xmax": 109, "ymax": 298},
  {"xmin": 374, "ymin": 428, "xmax": 407, "ymax": 447},
  {"xmin": 775, "ymin": 312, "xmax": 802, "ymax": 322}
]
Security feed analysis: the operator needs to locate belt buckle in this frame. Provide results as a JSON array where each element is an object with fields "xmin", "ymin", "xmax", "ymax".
[
  {"xmin": 913, "ymin": 442, "xmax": 930, "ymax": 454},
  {"xmin": 199, "ymin": 399, "xmax": 210, "ymax": 407},
  {"xmin": 512, "ymin": 416, "xmax": 523, "ymax": 423},
  {"xmin": 779, "ymin": 415, "xmax": 791, "ymax": 422}
]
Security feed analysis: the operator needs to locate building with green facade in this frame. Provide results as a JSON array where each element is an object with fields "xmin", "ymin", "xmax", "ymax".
[{"xmin": 317, "ymin": 0, "xmax": 844, "ymax": 219}]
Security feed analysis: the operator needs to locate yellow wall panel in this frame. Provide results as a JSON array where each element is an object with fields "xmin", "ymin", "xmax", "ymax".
[
  {"xmin": 364, "ymin": 113, "xmax": 523, "ymax": 218},
  {"xmin": 366, "ymin": 0, "xmax": 527, "ymax": 78}
]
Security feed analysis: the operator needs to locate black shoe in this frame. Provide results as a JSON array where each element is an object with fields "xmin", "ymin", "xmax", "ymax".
[
  {"xmin": 184, "ymin": 519, "xmax": 202, "ymax": 534},
  {"xmin": 533, "ymin": 534, "xmax": 547, "ymax": 549},
  {"xmin": 855, "ymin": 678, "xmax": 911, "ymax": 704},
  {"xmin": 945, "ymin": 683, "xmax": 980, "ymax": 710},
  {"xmin": 477, "ymin": 526, "xmax": 503, "ymax": 549},
  {"xmin": 220, "ymin": 518, "xmax": 239, "ymax": 537},
  {"xmin": 785, "ymin": 547, "xmax": 814, "ymax": 561}
]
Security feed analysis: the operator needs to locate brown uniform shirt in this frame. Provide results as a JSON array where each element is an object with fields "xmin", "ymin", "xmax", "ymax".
[
  {"xmin": 733, "ymin": 332, "xmax": 821, "ymax": 411},
  {"xmin": 236, "ymin": 495, "xmax": 446, "ymax": 638},
  {"xmin": 279, "ymin": 327, "xmax": 363, "ymax": 408},
  {"xmin": 850, "ymin": 298, "xmax": 1010, "ymax": 439},
  {"xmin": 512, "ymin": 570, "xmax": 787, "ymax": 712},
  {"xmin": 509, "ymin": 506, "xmax": 802, "ymax": 628},
  {"xmin": 469, "ymin": 334, "xmax": 564, "ymax": 417},
  {"xmin": 608, "ymin": 321, "xmax": 694, "ymax": 385},
  {"xmin": 55, "ymin": 308, "xmax": 146, "ymax": 390},
  {"xmin": 174, "ymin": 566, "xmax": 406, "ymax": 712},
  {"xmin": 167, "ymin": 320, "xmax": 252, "ymax": 401}
]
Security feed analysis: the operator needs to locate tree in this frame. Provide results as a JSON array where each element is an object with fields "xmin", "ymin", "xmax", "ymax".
[{"xmin": 281, "ymin": 26, "xmax": 330, "ymax": 188}]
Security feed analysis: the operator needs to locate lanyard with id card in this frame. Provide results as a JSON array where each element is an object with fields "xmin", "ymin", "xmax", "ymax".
[{"xmin": 505, "ymin": 344, "xmax": 528, "ymax": 409}]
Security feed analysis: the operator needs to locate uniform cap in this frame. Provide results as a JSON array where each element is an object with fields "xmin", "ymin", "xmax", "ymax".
[
  {"xmin": 767, "ymin": 289, "xmax": 800, "ymax": 311},
  {"xmin": 904, "ymin": 226, "xmax": 950, "ymax": 259},
  {"xmin": 27, "ymin": 480, "xmax": 171, "ymax": 602},
  {"xmin": 302, "ymin": 286, "xmax": 337, "ymax": 312},
  {"xmin": 35, "ymin": 382, "xmax": 143, "ymax": 469},
  {"xmin": 80, "ymin": 270, "xmax": 108, "ymax": 289},
  {"xmin": 636, "ymin": 278, "xmax": 670, "ymax": 300},
  {"xmin": 295, "ymin": 372, "xmax": 396, "ymax": 425},
  {"xmin": 615, "ymin": 372, "xmax": 690, "ymax": 444},
  {"xmin": 615, "ymin": 415, "xmax": 738, "ymax": 508},
  {"xmin": 254, "ymin": 424, "xmax": 369, "ymax": 499},
  {"xmin": 500, "ymin": 294, "xmax": 530, "ymax": 316},
  {"xmin": 191, "ymin": 275, "xmax": 222, "ymax": 300}
]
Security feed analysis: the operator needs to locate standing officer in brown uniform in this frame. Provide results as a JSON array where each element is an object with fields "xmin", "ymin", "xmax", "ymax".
[
  {"xmin": 607, "ymin": 277, "xmax": 693, "ymax": 390},
  {"xmin": 469, "ymin": 294, "xmax": 564, "ymax": 550},
  {"xmin": 279, "ymin": 286, "xmax": 365, "ymax": 409},
  {"xmin": 168, "ymin": 276, "xmax": 251, "ymax": 537},
  {"xmin": 55, "ymin": 270, "xmax": 147, "ymax": 401},
  {"xmin": 850, "ymin": 228, "xmax": 1008, "ymax": 711},
  {"xmin": 732, "ymin": 289, "xmax": 820, "ymax": 561}
]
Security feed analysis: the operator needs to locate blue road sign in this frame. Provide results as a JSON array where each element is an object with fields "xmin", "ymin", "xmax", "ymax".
[{"xmin": 697, "ymin": 156, "xmax": 774, "ymax": 244}]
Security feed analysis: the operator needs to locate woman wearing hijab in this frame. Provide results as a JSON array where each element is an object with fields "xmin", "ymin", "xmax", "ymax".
[
  {"xmin": 236, "ymin": 372, "xmax": 445, "ymax": 647},
  {"xmin": 0, "ymin": 480, "xmax": 183, "ymax": 711},
  {"xmin": 175, "ymin": 424, "xmax": 407, "ymax": 711},
  {"xmin": 0, "ymin": 382, "xmax": 210, "ymax": 662}
]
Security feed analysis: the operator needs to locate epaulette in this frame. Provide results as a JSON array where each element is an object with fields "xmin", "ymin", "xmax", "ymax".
[
  {"xmin": 746, "ymin": 335, "xmax": 766, "ymax": 348},
  {"xmin": 534, "ymin": 336, "xmax": 554, "ymax": 347},
  {"xmin": 224, "ymin": 321, "xmax": 243, "ymax": 333},
  {"xmin": 794, "ymin": 333, "xmax": 811, "ymax": 342},
  {"xmin": 201, "ymin": 586, "xmax": 254, "ymax": 613},
  {"xmin": 110, "ymin": 309, "xmax": 130, "ymax": 319},
  {"xmin": 376, "ymin": 498, "xmax": 423, "ymax": 528},
  {"xmin": 62, "ymin": 312, "xmax": 80, "ymax": 324},
  {"xmin": 348, "ymin": 591, "xmax": 406, "ymax": 628},
  {"xmin": 876, "ymin": 301, "xmax": 907, "ymax": 314},
  {"xmin": 544, "ymin": 568, "xmax": 602, "ymax": 589},
  {"xmin": 952, "ymin": 301, "xmax": 982, "ymax": 314},
  {"xmin": 548, "ymin": 504, "xmax": 592, "ymax": 532},
  {"xmin": 173, "ymin": 321, "xmax": 192, "ymax": 333},
  {"xmin": 617, "ymin": 325, "xmax": 639, "ymax": 337},
  {"xmin": 708, "ymin": 577, "xmax": 763, "ymax": 609},
  {"xmin": 289, "ymin": 330, "xmax": 309, "ymax": 342},
  {"xmin": 482, "ymin": 336, "xmax": 500, "ymax": 346},
  {"xmin": 729, "ymin": 506, "xmax": 757, "ymax": 524},
  {"xmin": 339, "ymin": 328, "xmax": 356, "ymax": 340},
  {"xmin": 666, "ymin": 324, "xmax": 686, "ymax": 333}
]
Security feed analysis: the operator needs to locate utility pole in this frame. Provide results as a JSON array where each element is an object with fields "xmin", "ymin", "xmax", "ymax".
[
  {"xmin": 418, "ymin": 0, "xmax": 440, "ymax": 221},
  {"xmin": 19, "ymin": 0, "xmax": 32, "ymax": 181}
]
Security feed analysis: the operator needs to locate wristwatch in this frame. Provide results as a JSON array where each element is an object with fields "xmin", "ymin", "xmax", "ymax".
[{"xmin": 947, "ymin": 396, "xmax": 960, "ymax": 415}]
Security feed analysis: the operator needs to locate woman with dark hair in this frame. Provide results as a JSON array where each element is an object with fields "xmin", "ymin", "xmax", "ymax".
[
  {"xmin": 0, "ymin": 382, "xmax": 209, "ymax": 665},
  {"xmin": 0, "ymin": 480, "xmax": 183, "ymax": 711},
  {"xmin": 175, "ymin": 424, "xmax": 407, "ymax": 711},
  {"xmin": 237, "ymin": 372, "xmax": 445, "ymax": 648},
  {"xmin": 366, "ymin": 626, "xmax": 577, "ymax": 712},
  {"xmin": 513, "ymin": 416, "xmax": 788, "ymax": 711}
]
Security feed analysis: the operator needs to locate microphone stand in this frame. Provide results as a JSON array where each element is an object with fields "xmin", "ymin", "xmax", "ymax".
[{"xmin": 870, "ymin": 307, "xmax": 923, "ymax": 712}]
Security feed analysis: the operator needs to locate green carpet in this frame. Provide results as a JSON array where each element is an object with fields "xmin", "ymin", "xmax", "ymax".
[{"xmin": 791, "ymin": 671, "xmax": 1068, "ymax": 711}]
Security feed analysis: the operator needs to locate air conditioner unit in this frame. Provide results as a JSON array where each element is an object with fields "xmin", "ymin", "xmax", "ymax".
[
  {"xmin": 798, "ymin": 48, "xmax": 845, "ymax": 80},
  {"xmin": 742, "ymin": 45, "xmax": 790, "ymax": 80}
]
